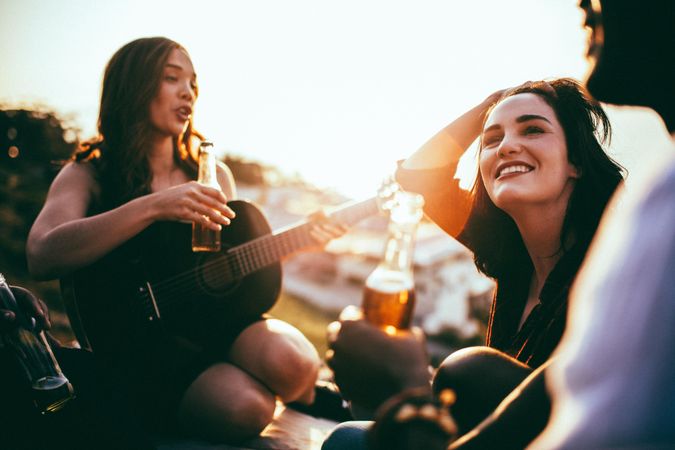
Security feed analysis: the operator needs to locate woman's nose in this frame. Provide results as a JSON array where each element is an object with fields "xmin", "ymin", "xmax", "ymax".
[
  {"xmin": 180, "ymin": 82, "xmax": 196, "ymax": 101},
  {"xmin": 497, "ymin": 136, "xmax": 523, "ymax": 158}
]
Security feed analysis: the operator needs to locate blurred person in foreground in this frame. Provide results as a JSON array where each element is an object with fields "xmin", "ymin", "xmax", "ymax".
[
  {"xmin": 531, "ymin": 0, "xmax": 675, "ymax": 447},
  {"xmin": 0, "ymin": 283, "xmax": 154, "ymax": 449}
]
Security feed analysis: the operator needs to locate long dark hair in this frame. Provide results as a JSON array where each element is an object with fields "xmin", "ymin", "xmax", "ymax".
[
  {"xmin": 460, "ymin": 78, "xmax": 625, "ymax": 280},
  {"xmin": 74, "ymin": 37, "xmax": 200, "ymax": 208}
]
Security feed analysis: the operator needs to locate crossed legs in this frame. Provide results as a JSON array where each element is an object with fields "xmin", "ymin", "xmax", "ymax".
[{"xmin": 178, "ymin": 318, "xmax": 320, "ymax": 442}]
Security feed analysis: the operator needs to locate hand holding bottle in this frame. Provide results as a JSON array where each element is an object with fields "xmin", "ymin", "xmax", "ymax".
[
  {"xmin": 0, "ymin": 285, "xmax": 50, "ymax": 332},
  {"xmin": 0, "ymin": 274, "xmax": 74, "ymax": 414},
  {"xmin": 193, "ymin": 140, "xmax": 227, "ymax": 252},
  {"xmin": 149, "ymin": 181, "xmax": 234, "ymax": 230},
  {"xmin": 326, "ymin": 314, "xmax": 431, "ymax": 413}
]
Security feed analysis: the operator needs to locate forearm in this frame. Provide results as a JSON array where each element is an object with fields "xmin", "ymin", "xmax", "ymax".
[
  {"xmin": 402, "ymin": 96, "xmax": 495, "ymax": 170},
  {"xmin": 27, "ymin": 195, "xmax": 157, "ymax": 280}
]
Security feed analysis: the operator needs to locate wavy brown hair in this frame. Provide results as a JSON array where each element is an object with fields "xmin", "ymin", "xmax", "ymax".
[
  {"xmin": 74, "ymin": 37, "xmax": 200, "ymax": 208},
  {"xmin": 459, "ymin": 78, "xmax": 625, "ymax": 280}
]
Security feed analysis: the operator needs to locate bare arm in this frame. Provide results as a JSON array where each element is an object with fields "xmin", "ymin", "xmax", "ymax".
[
  {"xmin": 395, "ymin": 90, "xmax": 505, "ymax": 238},
  {"xmin": 27, "ymin": 162, "xmax": 235, "ymax": 280},
  {"xmin": 402, "ymin": 91, "xmax": 504, "ymax": 170},
  {"xmin": 216, "ymin": 161, "xmax": 237, "ymax": 200}
]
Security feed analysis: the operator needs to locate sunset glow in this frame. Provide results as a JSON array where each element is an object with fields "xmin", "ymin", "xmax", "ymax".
[{"xmin": 1, "ymin": 0, "xmax": 671, "ymax": 199}]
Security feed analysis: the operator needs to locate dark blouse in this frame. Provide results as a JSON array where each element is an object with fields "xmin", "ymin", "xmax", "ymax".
[{"xmin": 396, "ymin": 162, "xmax": 588, "ymax": 368}]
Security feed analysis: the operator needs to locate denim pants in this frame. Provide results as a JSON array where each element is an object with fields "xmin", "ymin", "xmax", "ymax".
[{"xmin": 321, "ymin": 421, "xmax": 372, "ymax": 450}]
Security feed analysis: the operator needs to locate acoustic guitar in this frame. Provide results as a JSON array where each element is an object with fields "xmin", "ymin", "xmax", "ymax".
[{"xmin": 61, "ymin": 195, "xmax": 389, "ymax": 356}]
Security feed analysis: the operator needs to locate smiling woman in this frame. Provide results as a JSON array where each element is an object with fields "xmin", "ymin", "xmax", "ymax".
[
  {"xmin": 394, "ymin": 77, "xmax": 625, "ymax": 439},
  {"xmin": 320, "ymin": 77, "xmax": 626, "ymax": 450}
]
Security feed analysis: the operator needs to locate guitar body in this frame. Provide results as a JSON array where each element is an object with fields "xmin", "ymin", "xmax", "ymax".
[{"xmin": 61, "ymin": 200, "xmax": 281, "ymax": 356}]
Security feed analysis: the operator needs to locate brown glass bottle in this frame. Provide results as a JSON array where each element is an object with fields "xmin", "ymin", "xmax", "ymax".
[
  {"xmin": 362, "ymin": 191, "xmax": 424, "ymax": 331},
  {"xmin": 192, "ymin": 140, "xmax": 222, "ymax": 252}
]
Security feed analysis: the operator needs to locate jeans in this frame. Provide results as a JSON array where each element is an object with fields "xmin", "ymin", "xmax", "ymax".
[{"xmin": 321, "ymin": 421, "xmax": 372, "ymax": 450}]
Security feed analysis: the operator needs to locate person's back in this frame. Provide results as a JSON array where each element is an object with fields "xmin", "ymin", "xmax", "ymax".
[{"xmin": 530, "ymin": 1, "xmax": 675, "ymax": 448}]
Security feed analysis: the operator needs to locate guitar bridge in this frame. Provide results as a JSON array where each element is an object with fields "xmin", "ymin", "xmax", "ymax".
[{"xmin": 139, "ymin": 283, "xmax": 161, "ymax": 322}]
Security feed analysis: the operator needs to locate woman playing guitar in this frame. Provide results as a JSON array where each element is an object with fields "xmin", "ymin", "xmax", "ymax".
[{"xmin": 26, "ymin": 36, "xmax": 344, "ymax": 443}]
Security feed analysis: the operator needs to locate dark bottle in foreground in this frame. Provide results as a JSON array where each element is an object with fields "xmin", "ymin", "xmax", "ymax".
[
  {"xmin": 0, "ymin": 274, "xmax": 75, "ymax": 414},
  {"xmin": 362, "ymin": 191, "xmax": 424, "ymax": 332}
]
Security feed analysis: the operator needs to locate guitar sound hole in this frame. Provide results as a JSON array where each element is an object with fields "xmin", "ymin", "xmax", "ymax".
[{"xmin": 195, "ymin": 253, "xmax": 240, "ymax": 296}]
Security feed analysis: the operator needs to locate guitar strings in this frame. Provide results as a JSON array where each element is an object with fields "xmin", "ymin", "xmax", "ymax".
[
  {"xmin": 150, "ymin": 200, "xmax": 373, "ymax": 307},
  {"xmin": 148, "ymin": 200, "xmax": 378, "ymax": 310},
  {"xmin": 150, "ymin": 200, "xmax": 377, "ymax": 310},
  {"xmin": 149, "ymin": 225, "xmax": 312, "ymax": 309},
  {"xmin": 149, "ymin": 223, "xmax": 319, "ymax": 310}
]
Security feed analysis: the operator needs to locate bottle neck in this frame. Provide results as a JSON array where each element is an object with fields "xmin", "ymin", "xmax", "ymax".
[
  {"xmin": 380, "ymin": 222, "xmax": 416, "ymax": 274},
  {"xmin": 0, "ymin": 274, "xmax": 18, "ymax": 310},
  {"xmin": 197, "ymin": 150, "xmax": 218, "ymax": 187}
]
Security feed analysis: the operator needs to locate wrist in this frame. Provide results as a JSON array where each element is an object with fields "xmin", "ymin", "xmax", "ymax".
[{"xmin": 136, "ymin": 193, "xmax": 162, "ymax": 224}]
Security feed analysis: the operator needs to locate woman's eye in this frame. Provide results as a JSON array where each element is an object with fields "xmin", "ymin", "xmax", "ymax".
[
  {"xmin": 165, "ymin": 75, "xmax": 178, "ymax": 82},
  {"xmin": 524, "ymin": 126, "xmax": 544, "ymax": 135},
  {"xmin": 482, "ymin": 136, "xmax": 502, "ymax": 148}
]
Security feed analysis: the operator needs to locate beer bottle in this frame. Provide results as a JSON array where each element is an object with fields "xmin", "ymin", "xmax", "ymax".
[
  {"xmin": 192, "ymin": 140, "xmax": 222, "ymax": 252},
  {"xmin": 362, "ymin": 191, "xmax": 424, "ymax": 332},
  {"xmin": 0, "ymin": 274, "xmax": 75, "ymax": 414}
]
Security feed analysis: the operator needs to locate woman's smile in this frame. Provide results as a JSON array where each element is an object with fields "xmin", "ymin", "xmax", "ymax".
[{"xmin": 495, "ymin": 162, "xmax": 535, "ymax": 180}]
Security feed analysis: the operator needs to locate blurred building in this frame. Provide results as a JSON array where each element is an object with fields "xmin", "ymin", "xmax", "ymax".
[{"xmin": 237, "ymin": 182, "xmax": 495, "ymax": 340}]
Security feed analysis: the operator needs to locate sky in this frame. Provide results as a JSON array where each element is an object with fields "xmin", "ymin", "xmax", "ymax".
[{"xmin": 1, "ymin": 0, "xmax": 671, "ymax": 199}]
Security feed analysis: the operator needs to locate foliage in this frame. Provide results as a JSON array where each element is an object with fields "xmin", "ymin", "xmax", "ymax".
[{"xmin": 0, "ymin": 106, "xmax": 80, "ymax": 337}]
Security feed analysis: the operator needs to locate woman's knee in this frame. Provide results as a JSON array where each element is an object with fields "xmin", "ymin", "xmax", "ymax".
[
  {"xmin": 221, "ymin": 387, "xmax": 276, "ymax": 438},
  {"xmin": 178, "ymin": 364, "xmax": 276, "ymax": 442},
  {"xmin": 431, "ymin": 346, "xmax": 532, "ymax": 433},
  {"xmin": 229, "ymin": 319, "xmax": 321, "ymax": 402},
  {"xmin": 242, "ymin": 319, "xmax": 321, "ymax": 402},
  {"xmin": 432, "ymin": 346, "xmax": 531, "ymax": 395},
  {"xmin": 264, "ymin": 330, "xmax": 321, "ymax": 402}
]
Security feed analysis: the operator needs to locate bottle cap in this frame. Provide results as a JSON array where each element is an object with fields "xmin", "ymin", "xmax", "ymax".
[{"xmin": 199, "ymin": 140, "xmax": 214, "ymax": 153}]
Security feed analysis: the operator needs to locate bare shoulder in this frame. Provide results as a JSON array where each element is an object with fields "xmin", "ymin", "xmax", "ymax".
[
  {"xmin": 216, "ymin": 161, "xmax": 237, "ymax": 200},
  {"xmin": 43, "ymin": 160, "xmax": 99, "ymax": 212},
  {"xmin": 53, "ymin": 160, "xmax": 98, "ymax": 188},
  {"xmin": 28, "ymin": 160, "xmax": 100, "ymax": 250}
]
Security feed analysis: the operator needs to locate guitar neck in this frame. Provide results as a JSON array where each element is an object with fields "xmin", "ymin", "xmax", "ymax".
[{"xmin": 226, "ymin": 197, "xmax": 379, "ymax": 278}]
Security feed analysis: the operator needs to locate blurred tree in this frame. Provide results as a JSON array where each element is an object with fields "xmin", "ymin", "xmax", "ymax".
[
  {"xmin": 223, "ymin": 155, "xmax": 265, "ymax": 185},
  {"xmin": 0, "ymin": 106, "xmax": 80, "ymax": 338}
]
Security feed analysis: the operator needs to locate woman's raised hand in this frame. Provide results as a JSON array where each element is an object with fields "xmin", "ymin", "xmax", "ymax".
[
  {"xmin": 149, "ymin": 181, "xmax": 236, "ymax": 230},
  {"xmin": 326, "ymin": 314, "xmax": 432, "ymax": 412}
]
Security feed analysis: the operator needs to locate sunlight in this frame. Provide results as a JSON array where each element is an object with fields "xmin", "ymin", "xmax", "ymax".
[
  {"xmin": 5, "ymin": 0, "xmax": 670, "ymax": 199},
  {"xmin": 456, "ymin": 144, "xmax": 480, "ymax": 191}
]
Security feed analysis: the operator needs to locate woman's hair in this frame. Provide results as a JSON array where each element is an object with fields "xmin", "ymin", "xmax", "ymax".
[
  {"xmin": 74, "ymin": 36, "xmax": 200, "ymax": 207},
  {"xmin": 459, "ymin": 78, "xmax": 625, "ymax": 279}
]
